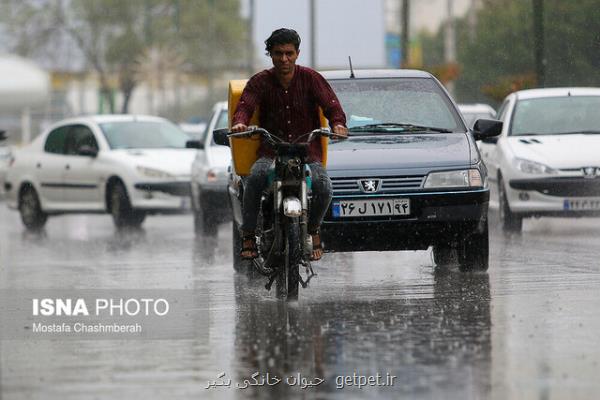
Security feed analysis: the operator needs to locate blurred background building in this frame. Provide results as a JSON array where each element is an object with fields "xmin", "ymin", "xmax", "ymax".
[{"xmin": 1, "ymin": 0, "xmax": 599, "ymax": 144}]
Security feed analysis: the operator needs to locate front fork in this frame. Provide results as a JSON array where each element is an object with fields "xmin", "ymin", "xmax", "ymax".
[
  {"xmin": 265, "ymin": 178, "xmax": 314, "ymax": 292},
  {"xmin": 273, "ymin": 179, "xmax": 311, "ymax": 257},
  {"xmin": 300, "ymin": 179, "xmax": 312, "ymax": 258},
  {"xmin": 273, "ymin": 180, "xmax": 283, "ymax": 250}
]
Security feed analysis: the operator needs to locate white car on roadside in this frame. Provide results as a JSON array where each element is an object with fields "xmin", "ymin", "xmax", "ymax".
[
  {"xmin": 4, "ymin": 115, "xmax": 196, "ymax": 230},
  {"xmin": 479, "ymin": 87, "xmax": 600, "ymax": 232},
  {"xmin": 458, "ymin": 103, "xmax": 496, "ymax": 129},
  {"xmin": 179, "ymin": 121, "xmax": 207, "ymax": 140},
  {"xmin": 188, "ymin": 101, "xmax": 231, "ymax": 236},
  {"xmin": 0, "ymin": 130, "xmax": 11, "ymax": 197}
]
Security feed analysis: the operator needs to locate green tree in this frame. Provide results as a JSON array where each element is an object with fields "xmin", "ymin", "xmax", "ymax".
[
  {"xmin": 58, "ymin": 0, "xmax": 135, "ymax": 113},
  {"xmin": 420, "ymin": 0, "xmax": 600, "ymax": 103},
  {"xmin": 543, "ymin": 0, "xmax": 600, "ymax": 86},
  {"xmin": 455, "ymin": 0, "xmax": 535, "ymax": 103},
  {"xmin": 0, "ymin": 0, "xmax": 246, "ymax": 114}
]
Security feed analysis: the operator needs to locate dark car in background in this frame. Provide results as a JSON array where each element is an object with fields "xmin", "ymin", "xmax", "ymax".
[{"xmin": 319, "ymin": 70, "xmax": 502, "ymax": 270}]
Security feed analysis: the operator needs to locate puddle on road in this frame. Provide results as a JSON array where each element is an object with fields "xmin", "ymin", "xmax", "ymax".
[{"xmin": 2, "ymin": 205, "xmax": 600, "ymax": 399}]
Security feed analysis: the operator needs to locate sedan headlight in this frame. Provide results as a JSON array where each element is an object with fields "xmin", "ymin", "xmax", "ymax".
[
  {"xmin": 514, "ymin": 158, "xmax": 557, "ymax": 175},
  {"xmin": 136, "ymin": 166, "xmax": 174, "ymax": 179},
  {"xmin": 423, "ymin": 169, "xmax": 483, "ymax": 188}
]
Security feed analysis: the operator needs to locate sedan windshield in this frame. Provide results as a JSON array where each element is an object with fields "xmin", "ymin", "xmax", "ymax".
[
  {"xmin": 511, "ymin": 96, "xmax": 600, "ymax": 136},
  {"xmin": 100, "ymin": 120, "xmax": 190, "ymax": 149},
  {"xmin": 330, "ymin": 77, "xmax": 464, "ymax": 134}
]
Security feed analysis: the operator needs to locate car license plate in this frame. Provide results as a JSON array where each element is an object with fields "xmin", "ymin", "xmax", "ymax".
[
  {"xmin": 332, "ymin": 198, "xmax": 410, "ymax": 218},
  {"xmin": 563, "ymin": 198, "xmax": 600, "ymax": 210}
]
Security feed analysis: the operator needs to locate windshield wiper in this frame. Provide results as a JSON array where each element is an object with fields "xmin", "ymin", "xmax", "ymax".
[{"xmin": 348, "ymin": 123, "xmax": 452, "ymax": 133}]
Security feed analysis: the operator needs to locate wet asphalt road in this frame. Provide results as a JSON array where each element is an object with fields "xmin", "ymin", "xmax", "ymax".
[{"xmin": 1, "ymin": 201, "xmax": 600, "ymax": 400}]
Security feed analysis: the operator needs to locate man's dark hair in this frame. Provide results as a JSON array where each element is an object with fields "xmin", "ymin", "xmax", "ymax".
[{"xmin": 264, "ymin": 28, "xmax": 301, "ymax": 55}]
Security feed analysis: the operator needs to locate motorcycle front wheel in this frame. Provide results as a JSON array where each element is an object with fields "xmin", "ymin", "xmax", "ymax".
[{"xmin": 275, "ymin": 220, "xmax": 301, "ymax": 300}]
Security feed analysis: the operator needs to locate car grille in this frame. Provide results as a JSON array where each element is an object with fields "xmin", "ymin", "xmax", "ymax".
[
  {"xmin": 510, "ymin": 177, "xmax": 600, "ymax": 197},
  {"xmin": 331, "ymin": 175, "xmax": 425, "ymax": 195},
  {"xmin": 559, "ymin": 168, "xmax": 600, "ymax": 175}
]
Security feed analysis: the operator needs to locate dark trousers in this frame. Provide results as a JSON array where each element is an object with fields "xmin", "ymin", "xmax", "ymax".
[{"xmin": 240, "ymin": 157, "xmax": 333, "ymax": 234}]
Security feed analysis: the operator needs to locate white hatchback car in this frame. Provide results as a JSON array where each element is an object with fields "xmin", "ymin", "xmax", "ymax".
[
  {"xmin": 4, "ymin": 115, "xmax": 196, "ymax": 230},
  {"xmin": 479, "ymin": 87, "xmax": 600, "ymax": 231},
  {"xmin": 188, "ymin": 101, "xmax": 231, "ymax": 236},
  {"xmin": 0, "ymin": 130, "xmax": 11, "ymax": 197}
]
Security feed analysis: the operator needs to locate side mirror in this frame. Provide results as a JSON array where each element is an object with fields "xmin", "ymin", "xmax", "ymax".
[
  {"xmin": 213, "ymin": 128, "xmax": 230, "ymax": 147},
  {"xmin": 186, "ymin": 139, "xmax": 204, "ymax": 150},
  {"xmin": 78, "ymin": 145, "xmax": 98, "ymax": 157},
  {"xmin": 0, "ymin": 130, "xmax": 7, "ymax": 142},
  {"xmin": 473, "ymin": 119, "xmax": 502, "ymax": 143}
]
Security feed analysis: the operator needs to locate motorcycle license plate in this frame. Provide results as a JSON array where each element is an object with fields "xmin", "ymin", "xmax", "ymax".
[{"xmin": 332, "ymin": 198, "xmax": 410, "ymax": 218}]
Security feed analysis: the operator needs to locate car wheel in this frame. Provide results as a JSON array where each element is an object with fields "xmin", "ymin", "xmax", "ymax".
[
  {"xmin": 110, "ymin": 181, "xmax": 145, "ymax": 229},
  {"xmin": 498, "ymin": 175, "xmax": 522, "ymax": 232},
  {"xmin": 19, "ymin": 186, "xmax": 48, "ymax": 231},
  {"xmin": 457, "ymin": 218, "xmax": 489, "ymax": 271},
  {"xmin": 432, "ymin": 244, "xmax": 455, "ymax": 266},
  {"xmin": 193, "ymin": 190, "xmax": 218, "ymax": 237}
]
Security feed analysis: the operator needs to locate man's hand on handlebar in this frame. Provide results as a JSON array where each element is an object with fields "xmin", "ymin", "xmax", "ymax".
[
  {"xmin": 231, "ymin": 123, "xmax": 248, "ymax": 133},
  {"xmin": 332, "ymin": 124, "xmax": 348, "ymax": 140}
]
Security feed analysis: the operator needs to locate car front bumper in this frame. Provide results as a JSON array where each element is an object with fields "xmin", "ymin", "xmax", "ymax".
[
  {"xmin": 506, "ymin": 177, "xmax": 600, "ymax": 216},
  {"xmin": 131, "ymin": 181, "xmax": 192, "ymax": 213},
  {"xmin": 134, "ymin": 181, "xmax": 191, "ymax": 196},
  {"xmin": 322, "ymin": 189, "xmax": 489, "ymax": 252}
]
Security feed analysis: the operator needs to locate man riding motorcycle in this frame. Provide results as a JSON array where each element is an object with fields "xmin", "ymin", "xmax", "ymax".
[{"xmin": 231, "ymin": 28, "xmax": 348, "ymax": 261}]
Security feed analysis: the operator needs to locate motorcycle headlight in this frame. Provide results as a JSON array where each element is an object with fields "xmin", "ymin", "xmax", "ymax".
[
  {"xmin": 514, "ymin": 158, "xmax": 557, "ymax": 175},
  {"xmin": 136, "ymin": 166, "xmax": 174, "ymax": 179},
  {"xmin": 283, "ymin": 196, "xmax": 302, "ymax": 217},
  {"xmin": 423, "ymin": 169, "xmax": 483, "ymax": 188}
]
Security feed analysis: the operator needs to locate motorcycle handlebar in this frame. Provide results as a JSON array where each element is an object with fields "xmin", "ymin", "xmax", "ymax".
[
  {"xmin": 227, "ymin": 127, "xmax": 346, "ymax": 144},
  {"xmin": 227, "ymin": 126, "xmax": 268, "ymax": 138}
]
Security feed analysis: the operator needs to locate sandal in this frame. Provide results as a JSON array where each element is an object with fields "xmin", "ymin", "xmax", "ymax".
[
  {"xmin": 310, "ymin": 232, "xmax": 324, "ymax": 261},
  {"xmin": 240, "ymin": 234, "xmax": 258, "ymax": 260}
]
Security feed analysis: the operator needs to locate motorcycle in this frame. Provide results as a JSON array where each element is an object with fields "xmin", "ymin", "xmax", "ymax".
[{"xmin": 214, "ymin": 127, "xmax": 343, "ymax": 300}]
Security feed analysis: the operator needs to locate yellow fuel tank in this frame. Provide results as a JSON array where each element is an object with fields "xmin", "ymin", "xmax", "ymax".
[{"xmin": 228, "ymin": 79, "xmax": 328, "ymax": 176}]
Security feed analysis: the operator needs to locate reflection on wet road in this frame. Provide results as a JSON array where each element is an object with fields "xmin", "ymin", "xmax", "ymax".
[
  {"xmin": 231, "ymin": 269, "xmax": 491, "ymax": 399},
  {"xmin": 1, "ymin": 204, "xmax": 600, "ymax": 399}
]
